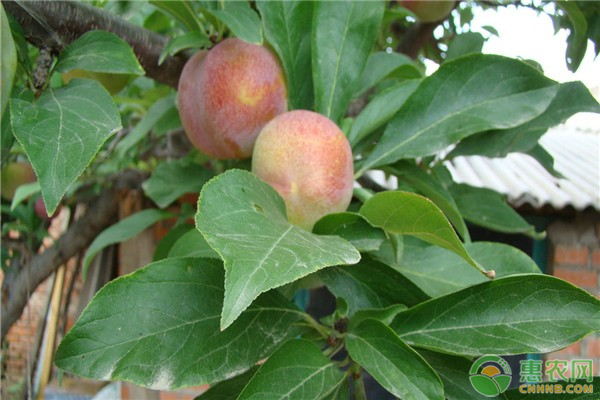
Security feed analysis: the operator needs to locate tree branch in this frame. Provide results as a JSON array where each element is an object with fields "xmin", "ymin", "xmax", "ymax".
[
  {"xmin": 396, "ymin": 21, "xmax": 438, "ymax": 59},
  {"xmin": 1, "ymin": 171, "xmax": 145, "ymax": 341},
  {"xmin": 3, "ymin": 0, "xmax": 188, "ymax": 88}
]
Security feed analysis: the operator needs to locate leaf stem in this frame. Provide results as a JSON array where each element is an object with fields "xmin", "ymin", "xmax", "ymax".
[
  {"xmin": 302, "ymin": 313, "xmax": 330, "ymax": 339},
  {"xmin": 352, "ymin": 362, "xmax": 367, "ymax": 400}
]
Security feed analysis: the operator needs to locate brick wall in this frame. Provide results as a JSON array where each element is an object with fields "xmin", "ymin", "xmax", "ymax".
[{"xmin": 544, "ymin": 215, "xmax": 600, "ymax": 378}]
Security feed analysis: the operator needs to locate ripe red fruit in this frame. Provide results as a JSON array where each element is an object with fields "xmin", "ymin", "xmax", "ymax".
[
  {"xmin": 178, "ymin": 38, "xmax": 288, "ymax": 159},
  {"xmin": 252, "ymin": 110, "xmax": 354, "ymax": 231},
  {"xmin": 400, "ymin": 0, "xmax": 455, "ymax": 23}
]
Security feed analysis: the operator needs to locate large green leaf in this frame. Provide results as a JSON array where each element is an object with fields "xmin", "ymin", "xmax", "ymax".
[
  {"xmin": 348, "ymin": 79, "xmax": 421, "ymax": 147},
  {"xmin": 319, "ymin": 258, "xmax": 429, "ymax": 314},
  {"xmin": 397, "ymin": 242, "xmax": 541, "ymax": 298},
  {"xmin": 357, "ymin": 54, "xmax": 559, "ymax": 175},
  {"xmin": 257, "ymin": 0, "xmax": 313, "ymax": 110},
  {"xmin": 346, "ymin": 320, "xmax": 444, "ymax": 400},
  {"xmin": 55, "ymin": 30, "xmax": 144, "ymax": 75},
  {"xmin": 1, "ymin": 3, "xmax": 17, "ymax": 118},
  {"xmin": 238, "ymin": 339, "xmax": 345, "ymax": 400},
  {"xmin": 142, "ymin": 158, "xmax": 212, "ymax": 208},
  {"xmin": 10, "ymin": 79, "xmax": 121, "ymax": 214},
  {"xmin": 55, "ymin": 258, "xmax": 302, "ymax": 390},
  {"xmin": 449, "ymin": 183, "xmax": 543, "ymax": 239},
  {"xmin": 450, "ymin": 81, "xmax": 600, "ymax": 158},
  {"xmin": 391, "ymin": 274, "xmax": 600, "ymax": 356},
  {"xmin": 360, "ymin": 191, "xmax": 490, "ymax": 276},
  {"xmin": 204, "ymin": 1, "xmax": 263, "ymax": 44},
  {"xmin": 387, "ymin": 162, "xmax": 469, "ymax": 241},
  {"xmin": 353, "ymin": 51, "xmax": 422, "ymax": 98},
  {"xmin": 196, "ymin": 169, "xmax": 360, "ymax": 330},
  {"xmin": 82, "ymin": 209, "xmax": 173, "ymax": 277},
  {"xmin": 312, "ymin": 0, "xmax": 384, "ymax": 123},
  {"xmin": 419, "ymin": 350, "xmax": 490, "ymax": 400}
]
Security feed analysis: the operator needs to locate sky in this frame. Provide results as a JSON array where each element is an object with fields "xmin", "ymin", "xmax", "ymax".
[{"xmin": 468, "ymin": 4, "xmax": 600, "ymax": 90}]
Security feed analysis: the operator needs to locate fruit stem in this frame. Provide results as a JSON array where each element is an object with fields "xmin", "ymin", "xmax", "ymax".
[{"xmin": 353, "ymin": 187, "xmax": 373, "ymax": 204}]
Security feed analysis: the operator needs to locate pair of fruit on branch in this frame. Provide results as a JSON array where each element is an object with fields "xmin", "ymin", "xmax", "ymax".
[{"xmin": 179, "ymin": 38, "xmax": 354, "ymax": 231}]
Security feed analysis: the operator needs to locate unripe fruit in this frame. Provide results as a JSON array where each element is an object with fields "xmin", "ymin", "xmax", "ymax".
[
  {"xmin": 62, "ymin": 69, "xmax": 130, "ymax": 95},
  {"xmin": 252, "ymin": 110, "xmax": 354, "ymax": 231},
  {"xmin": 400, "ymin": 0, "xmax": 455, "ymax": 23},
  {"xmin": 178, "ymin": 38, "xmax": 287, "ymax": 159},
  {"xmin": 35, "ymin": 197, "xmax": 59, "ymax": 221},
  {"xmin": 1, "ymin": 162, "xmax": 36, "ymax": 200}
]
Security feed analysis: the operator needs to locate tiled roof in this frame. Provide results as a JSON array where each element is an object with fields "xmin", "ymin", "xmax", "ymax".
[{"xmin": 445, "ymin": 120, "xmax": 600, "ymax": 211}]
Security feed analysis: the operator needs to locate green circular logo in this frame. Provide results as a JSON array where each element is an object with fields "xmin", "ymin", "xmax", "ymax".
[{"xmin": 469, "ymin": 355, "xmax": 513, "ymax": 397}]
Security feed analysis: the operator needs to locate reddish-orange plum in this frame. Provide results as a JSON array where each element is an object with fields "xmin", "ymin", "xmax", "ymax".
[
  {"xmin": 252, "ymin": 110, "xmax": 354, "ymax": 231},
  {"xmin": 178, "ymin": 38, "xmax": 287, "ymax": 159},
  {"xmin": 401, "ymin": 0, "xmax": 455, "ymax": 23}
]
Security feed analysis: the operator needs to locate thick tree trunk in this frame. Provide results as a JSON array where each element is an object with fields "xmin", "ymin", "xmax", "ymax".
[{"xmin": 3, "ymin": 0, "xmax": 188, "ymax": 88}]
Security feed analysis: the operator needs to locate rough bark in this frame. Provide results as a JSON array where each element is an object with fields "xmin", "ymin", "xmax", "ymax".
[{"xmin": 3, "ymin": 0, "xmax": 188, "ymax": 88}]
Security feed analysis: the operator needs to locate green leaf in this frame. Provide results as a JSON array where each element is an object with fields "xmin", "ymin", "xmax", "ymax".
[
  {"xmin": 527, "ymin": 144, "xmax": 564, "ymax": 178},
  {"xmin": 346, "ymin": 320, "xmax": 444, "ymax": 400},
  {"xmin": 55, "ymin": 258, "xmax": 302, "ymax": 390},
  {"xmin": 419, "ymin": 350, "xmax": 490, "ymax": 400},
  {"xmin": 450, "ymin": 81, "xmax": 600, "ymax": 158},
  {"xmin": 312, "ymin": 212, "xmax": 386, "ymax": 252},
  {"xmin": 142, "ymin": 158, "xmax": 212, "ymax": 208},
  {"xmin": 158, "ymin": 32, "xmax": 212, "ymax": 65},
  {"xmin": 351, "ymin": 304, "xmax": 407, "ymax": 328},
  {"xmin": 256, "ymin": 0, "xmax": 314, "ymax": 110},
  {"xmin": 445, "ymin": 32, "xmax": 485, "ymax": 61},
  {"xmin": 312, "ymin": 0, "xmax": 385, "ymax": 123},
  {"xmin": 354, "ymin": 51, "xmax": 422, "ymax": 98},
  {"xmin": 360, "ymin": 191, "xmax": 489, "ymax": 276},
  {"xmin": 397, "ymin": 242, "xmax": 541, "ymax": 298},
  {"xmin": 196, "ymin": 169, "xmax": 360, "ymax": 330},
  {"xmin": 449, "ymin": 183, "xmax": 543, "ymax": 239},
  {"xmin": 205, "ymin": 1, "xmax": 263, "ymax": 44},
  {"xmin": 10, "ymin": 79, "xmax": 121, "ymax": 214},
  {"xmin": 153, "ymin": 223, "xmax": 194, "ymax": 262},
  {"xmin": 196, "ymin": 367, "xmax": 258, "ymax": 400},
  {"xmin": 115, "ymin": 95, "xmax": 176, "ymax": 158},
  {"xmin": 238, "ymin": 339, "xmax": 345, "ymax": 400},
  {"xmin": 558, "ymin": 1, "xmax": 588, "ymax": 72},
  {"xmin": 391, "ymin": 274, "xmax": 600, "ymax": 356},
  {"xmin": 10, "ymin": 182, "xmax": 40, "ymax": 211},
  {"xmin": 319, "ymin": 257, "xmax": 429, "ymax": 314},
  {"xmin": 169, "ymin": 228, "xmax": 220, "ymax": 259},
  {"xmin": 1, "ymin": 3, "xmax": 17, "ymax": 118},
  {"xmin": 82, "ymin": 209, "xmax": 172, "ymax": 277},
  {"xmin": 348, "ymin": 79, "xmax": 421, "ymax": 147},
  {"xmin": 388, "ymin": 162, "xmax": 469, "ymax": 241},
  {"xmin": 150, "ymin": 0, "xmax": 203, "ymax": 32},
  {"xmin": 357, "ymin": 54, "xmax": 559, "ymax": 174},
  {"xmin": 55, "ymin": 30, "xmax": 144, "ymax": 76},
  {"xmin": 1, "ymin": 109, "xmax": 14, "ymax": 165}
]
